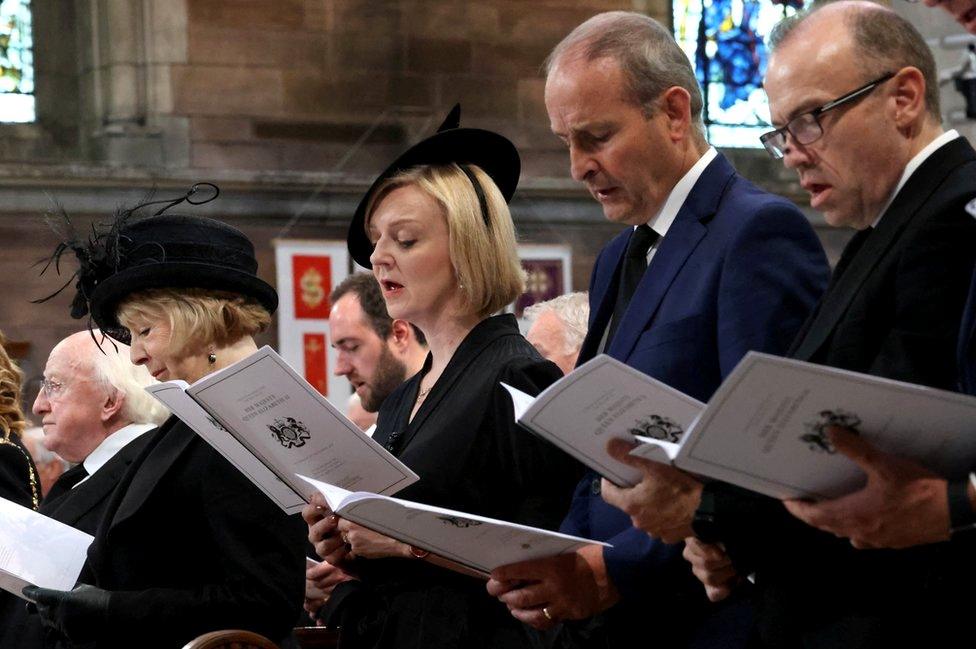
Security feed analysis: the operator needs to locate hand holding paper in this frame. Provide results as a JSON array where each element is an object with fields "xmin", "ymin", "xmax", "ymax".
[
  {"xmin": 783, "ymin": 427, "xmax": 951, "ymax": 549},
  {"xmin": 22, "ymin": 584, "xmax": 109, "ymax": 643},
  {"xmin": 600, "ymin": 438, "xmax": 703, "ymax": 544},
  {"xmin": 335, "ymin": 520, "xmax": 412, "ymax": 560},
  {"xmin": 487, "ymin": 545, "xmax": 619, "ymax": 630}
]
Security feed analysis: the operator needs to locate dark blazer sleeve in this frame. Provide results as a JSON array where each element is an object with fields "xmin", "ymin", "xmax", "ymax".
[
  {"xmin": 100, "ymin": 445, "xmax": 306, "ymax": 644},
  {"xmin": 0, "ymin": 436, "xmax": 37, "ymax": 510}
]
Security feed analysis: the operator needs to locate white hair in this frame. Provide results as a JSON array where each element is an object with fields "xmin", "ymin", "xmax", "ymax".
[
  {"xmin": 87, "ymin": 333, "xmax": 169, "ymax": 426},
  {"xmin": 523, "ymin": 292, "xmax": 590, "ymax": 354}
]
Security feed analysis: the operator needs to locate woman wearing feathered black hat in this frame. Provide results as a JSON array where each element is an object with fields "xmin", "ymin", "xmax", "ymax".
[
  {"xmin": 303, "ymin": 107, "xmax": 583, "ymax": 648},
  {"xmin": 26, "ymin": 186, "xmax": 305, "ymax": 648}
]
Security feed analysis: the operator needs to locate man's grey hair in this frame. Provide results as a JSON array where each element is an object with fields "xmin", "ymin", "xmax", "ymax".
[
  {"xmin": 88, "ymin": 334, "xmax": 169, "ymax": 427},
  {"xmin": 523, "ymin": 292, "xmax": 590, "ymax": 355},
  {"xmin": 545, "ymin": 11, "xmax": 707, "ymax": 146},
  {"xmin": 769, "ymin": 1, "xmax": 941, "ymax": 118}
]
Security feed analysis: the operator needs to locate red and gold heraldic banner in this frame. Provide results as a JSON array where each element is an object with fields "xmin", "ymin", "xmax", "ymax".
[
  {"xmin": 303, "ymin": 332, "xmax": 328, "ymax": 394},
  {"xmin": 292, "ymin": 255, "xmax": 332, "ymax": 320},
  {"xmin": 274, "ymin": 240, "xmax": 350, "ymax": 401}
]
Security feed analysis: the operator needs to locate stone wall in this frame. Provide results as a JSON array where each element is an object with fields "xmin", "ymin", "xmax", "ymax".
[{"xmin": 0, "ymin": 0, "xmax": 898, "ymax": 383}]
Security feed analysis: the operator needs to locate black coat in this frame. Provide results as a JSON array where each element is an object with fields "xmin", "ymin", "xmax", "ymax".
[
  {"xmin": 343, "ymin": 314, "xmax": 584, "ymax": 649},
  {"xmin": 80, "ymin": 417, "xmax": 306, "ymax": 649},
  {"xmin": 0, "ymin": 433, "xmax": 39, "ymax": 510},
  {"xmin": 0, "ymin": 433, "xmax": 153, "ymax": 649},
  {"xmin": 0, "ymin": 434, "xmax": 40, "ymax": 648},
  {"xmin": 706, "ymin": 137, "xmax": 976, "ymax": 648}
]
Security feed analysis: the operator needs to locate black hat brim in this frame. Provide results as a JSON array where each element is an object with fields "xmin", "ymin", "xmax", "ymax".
[
  {"xmin": 348, "ymin": 128, "xmax": 521, "ymax": 268},
  {"xmin": 89, "ymin": 262, "xmax": 278, "ymax": 343}
]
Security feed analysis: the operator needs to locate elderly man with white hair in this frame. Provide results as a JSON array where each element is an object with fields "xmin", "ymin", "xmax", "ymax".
[
  {"xmin": 523, "ymin": 292, "xmax": 589, "ymax": 375},
  {"xmin": 0, "ymin": 330, "xmax": 168, "ymax": 649}
]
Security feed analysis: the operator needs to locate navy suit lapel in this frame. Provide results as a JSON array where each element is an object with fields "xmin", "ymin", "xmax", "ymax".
[
  {"xmin": 792, "ymin": 139, "xmax": 975, "ymax": 361},
  {"xmin": 607, "ymin": 154, "xmax": 734, "ymax": 360},
  {"xmin": 577, "ymin": 233, "xmax": 629, "ymax": 365}
]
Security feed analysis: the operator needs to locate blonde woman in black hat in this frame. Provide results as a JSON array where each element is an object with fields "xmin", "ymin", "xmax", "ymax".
[
  {"xmin": 25, "ymin": 189, "xmax": 305, "ymax": 649},
  {"xmin": 303, "ymin": 108, "xmax": 583, "ymax": 648}
]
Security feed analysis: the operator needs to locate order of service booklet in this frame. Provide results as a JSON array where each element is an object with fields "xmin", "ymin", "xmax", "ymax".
[
  {"xmin": 146, "ymin": 346, "xmax": 418, "ymax": 514},
  {"xmin": 505, "ymin": 352, "xmax": 976, "ymax": 500},
  {"xmin": 298, "ymin": 474, "xmax": 609, "ymax": 578},
  {"xmin": 0, "ymin": 497, "xmax": 93, "ymax": 600}
]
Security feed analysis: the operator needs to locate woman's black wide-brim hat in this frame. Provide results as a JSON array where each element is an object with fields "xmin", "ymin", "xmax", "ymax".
[
  {"xmin": 36, "ymin": 184, "xmax": 277, "ymax": 344},
  {"xmin": 347, "ymin": 104, "xmax": 521, "ymax": 268}
]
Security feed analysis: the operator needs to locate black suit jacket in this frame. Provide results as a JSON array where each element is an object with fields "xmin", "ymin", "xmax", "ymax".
[
  {"xmin": 706, "ymin": 137, "xmax": 976, "ymax": 649},
  {"xmin": 0, "ymin": 433, "xmax": 153, "ymax": 649},
  {"xmin": 80, "ymin": 417, "xmax": 306, "ymax": 649},
  {"xmin": 348, "ymin": 314, "xmax": 584, "ymax": 649}
]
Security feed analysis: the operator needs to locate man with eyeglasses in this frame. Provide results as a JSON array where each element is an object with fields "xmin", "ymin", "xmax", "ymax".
[
  {"xmin": 599, "ymin": 2, "xmax": 976, "ymax": 647},
  {"xmin": 0, "ymin": 331, "xmax": 168, "ymax": 648}
]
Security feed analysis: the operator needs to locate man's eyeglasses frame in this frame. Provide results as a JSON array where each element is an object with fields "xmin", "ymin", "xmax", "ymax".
[{"xmin": 759, "ymin": 71, "xmax": 897, "ymax": 159}]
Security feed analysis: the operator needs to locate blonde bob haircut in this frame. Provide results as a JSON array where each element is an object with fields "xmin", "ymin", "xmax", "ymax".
[
  {"xmin": 365, "ymin": 163, "xmax": 525, "ymax": 319},
  {"xmin": 116, "ymin": 287, "xmax": 271, "ymax": 357}
]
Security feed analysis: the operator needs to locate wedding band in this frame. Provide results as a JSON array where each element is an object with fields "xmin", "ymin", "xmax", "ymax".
[{"xmin": 542, "ymin": 607, "xmax": 553, "ymax": 621}]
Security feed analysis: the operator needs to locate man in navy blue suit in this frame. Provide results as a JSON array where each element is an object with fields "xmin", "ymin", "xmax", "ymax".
[{"xmin": 485, "ymin": 11, "xmax": 829, "ymax": 648}]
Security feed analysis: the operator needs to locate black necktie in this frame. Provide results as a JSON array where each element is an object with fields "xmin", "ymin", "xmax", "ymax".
[
  {"xmin": 607, "ymin": 224, "xmax": 659, "ymax": 345},
  {"xmin": 43, "ymin": 464, "xmax": 89, "ymax": 503}
]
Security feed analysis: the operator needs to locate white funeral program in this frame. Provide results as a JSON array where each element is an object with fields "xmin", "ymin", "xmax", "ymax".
[
  {"xmin": 298, "ymin": 474, "xmax": 609, "ymax": 578},
  {"xmin": 0, "ymin": 497, "xmax": 93, "ymax": 600},
  {"xmin": 503, "ymin": 355, "xmax": 704, "ymax": 487},
  {"xmin": 507, "ymin": 353, "xmax": 976, "ymax": 500},
  {"xmin": 146, "ymin": 346, "xmax": 418, "ymax": 514}
]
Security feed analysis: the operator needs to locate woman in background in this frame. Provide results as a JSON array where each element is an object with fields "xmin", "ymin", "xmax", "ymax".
[{"xmin": 0, "ymin": 331, "xmax": 39, "ymax": 510}]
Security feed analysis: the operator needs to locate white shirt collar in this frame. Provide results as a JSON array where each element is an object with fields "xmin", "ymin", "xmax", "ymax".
[
  {"xmin": 873, "ymin": 130, "xmax": 959, "ymax": 228},
  {"xmin": 76, "ymin": 423, "xmax": 154, "ymax": 488},
  {"xmin": 642, "ymin": 147, "xmax": 718, "ymax": 238}
]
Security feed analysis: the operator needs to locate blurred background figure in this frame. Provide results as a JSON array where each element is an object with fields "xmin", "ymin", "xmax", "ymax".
[
  {"xmin": 0, "ymin": 330, "xmax": 39, "ymax": 510},
  {"xmin": 20, "ymin": 425, "xmax": 68, "ymax": 498},
  {"xmin": 523, "ymin": 292, "xmax": 589, "ymax": 375},
  {"xmin": 346, "ymin": 392, "xmax": 377, "ymax": 432},
  {"xmin": 330, "ymin": 273, "xmax": 428, "ymax": 414},
  {"xmin": 922, "ymin": 0, "xmax": 976, "ymax": 34}
]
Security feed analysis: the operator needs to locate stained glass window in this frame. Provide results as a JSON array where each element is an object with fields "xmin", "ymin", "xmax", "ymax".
[
  {"xmin": 0, "ymin": 0, "xmax": 33, "ymax": 123},
  {"xmin": 673, "ymin": 0, "xmax": 807, "ymax": 148}
]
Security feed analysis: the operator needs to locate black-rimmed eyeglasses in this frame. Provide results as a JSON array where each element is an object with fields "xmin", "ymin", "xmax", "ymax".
[{"xmin": 760, "ymin": 72, "xmax": 896, "ymax": 159}]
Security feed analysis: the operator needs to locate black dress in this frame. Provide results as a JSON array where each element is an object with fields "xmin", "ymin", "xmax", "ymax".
[
  {"xmin": 0, "ymin": 434, "xmax": 40, "ymax": 647},
  {"xmin": 0, "ymin": 433, "xmax": 39, "ymax": 510},
  {"xmin": 334, "ymin": 314, "xmax": 584, "ymax": 649}
]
